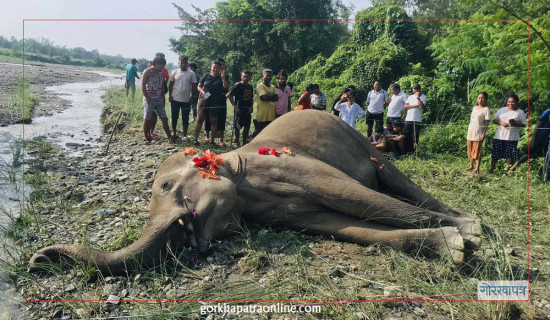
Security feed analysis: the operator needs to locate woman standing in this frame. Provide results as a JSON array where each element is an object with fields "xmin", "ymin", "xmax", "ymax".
[
  {"xmin": 489, "ymin": 94, "xmax": 526, "ymax": 173},
  {"xmin": 466, "ymin": 92, "xmax": 490, "ymax": 175},
  {"xmin": 193, "ymin": 61, "xmax": 228, "ymax": 146},
  {"xmin": 297, "ymin": 84, "xmax": 314, "ymax": 110}
]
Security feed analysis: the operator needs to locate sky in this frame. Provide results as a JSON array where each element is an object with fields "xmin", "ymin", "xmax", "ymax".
[{"xmin": 0, "ymin": 0, "xmax": 368, "ymax": 66}]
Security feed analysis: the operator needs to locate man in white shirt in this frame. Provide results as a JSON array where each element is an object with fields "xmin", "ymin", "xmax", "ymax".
[
  {"xmin": 334, "ymin": 92, "xmax": 365, "ymax": 129},
  {"xmin": 365, "ymin": 81, "xmax": 389, "ymax": 138},
  {"xmin": 169, "ymin": 56, "xmax": 198, "ymax": 141},
  {"xmin": 386, "ymin": 83, "xmax": 408, "ymax": 125},
  {"xmin": 402, "ymin": 84, "xmax": 427, "ymax": 152}
]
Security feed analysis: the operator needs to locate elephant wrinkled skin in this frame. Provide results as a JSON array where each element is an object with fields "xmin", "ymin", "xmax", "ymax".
[{"xmin": 30, "ymin": 110, "xmax": 481, "ymax": 275}]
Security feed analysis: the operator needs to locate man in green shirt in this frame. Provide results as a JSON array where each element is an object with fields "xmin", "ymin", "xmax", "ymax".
[{"xmin": 125, "ymin": 58, "xmax": 140, "ymax": 100}]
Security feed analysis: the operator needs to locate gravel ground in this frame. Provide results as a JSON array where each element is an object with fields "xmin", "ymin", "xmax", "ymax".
[
  {"xmin": 16, "ymin": 128, "xmax": 549, "ymax": 320},
  {"xmin": 0, "ymin": 60, "xmax": 104, "ymax": 126}
]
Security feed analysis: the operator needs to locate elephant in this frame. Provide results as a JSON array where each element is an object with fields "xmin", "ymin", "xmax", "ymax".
[{"xmin": 29, "ymin": 110, "xmax": 481, "ymax": 275}]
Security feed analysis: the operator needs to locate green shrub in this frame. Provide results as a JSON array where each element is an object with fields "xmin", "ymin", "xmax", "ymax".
[{"xmin": 418, "ymin": 122, "xmax": 467, "ymax": 157}]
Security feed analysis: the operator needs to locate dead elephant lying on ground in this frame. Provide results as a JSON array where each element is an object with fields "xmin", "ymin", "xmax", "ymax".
[{"xmin": 30, "ymin": 110, "xmax": 482, "ymax": 275}]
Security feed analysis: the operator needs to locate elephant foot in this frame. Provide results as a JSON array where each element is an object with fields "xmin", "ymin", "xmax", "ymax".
[
  {"xmin": 408, "ymin": 227, "xmax": 465, "ymax": 264},
  {"xmin": 456, "ymin": 218, "xmax": 482, "ymax": 250},
  {"xmin": 437, "ymin": 227, "xmax": 465, "ymax": 264}
]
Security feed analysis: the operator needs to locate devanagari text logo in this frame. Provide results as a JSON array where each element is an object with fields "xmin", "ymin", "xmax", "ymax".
[{"xmin": 477, "ymin": 280, "xmax": 528, "ymax": 301}]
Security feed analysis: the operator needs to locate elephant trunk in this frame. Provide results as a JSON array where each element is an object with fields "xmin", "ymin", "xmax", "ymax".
[{"xmin": 29, "ymin": 215, "xmax": 188, "ymax": 275}]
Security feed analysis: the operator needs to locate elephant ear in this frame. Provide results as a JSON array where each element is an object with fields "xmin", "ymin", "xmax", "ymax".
[{"xmin": 220, "ymin": 153, "xmax": 246, "ymax": 185}]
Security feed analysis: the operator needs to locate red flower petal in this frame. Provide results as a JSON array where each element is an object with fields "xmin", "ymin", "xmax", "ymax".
[
  {"xmin": 370, "ymin": 156, "xmax": 379, "ymax": 163},
  {"xmin": 258, "ymin": 147, "xmax": 271, "ymax": 155}
]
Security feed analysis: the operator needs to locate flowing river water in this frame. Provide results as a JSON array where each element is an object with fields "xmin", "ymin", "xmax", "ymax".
[{"xmin": 0, "ymin": 68, "xmax": 124, "ymax": 318}]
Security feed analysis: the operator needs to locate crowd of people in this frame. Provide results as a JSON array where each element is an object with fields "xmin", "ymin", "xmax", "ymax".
[{"xmin": 125, "ymin": 55, "xmax": 550, "ymax": 179}]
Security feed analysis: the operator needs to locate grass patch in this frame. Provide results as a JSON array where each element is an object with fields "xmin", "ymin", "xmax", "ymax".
[
  {"xmin": 6, "ymin": 76, "xmax": 38, "ymax": 122},
  {"xmin": 14, "ymin": 87, "xmax": 550, "ymax": 319}
]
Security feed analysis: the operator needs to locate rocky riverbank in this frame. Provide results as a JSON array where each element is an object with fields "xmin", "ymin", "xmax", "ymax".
[
  {"xmin": 11, "ymin": 88, "xmax": 548, "ymax": 319},
  {"xmin": 14, "ymin": 126, "xmax": 547, "ymax": 319},
  {"xmin": 0, "ymin": 60, "xmax": 105, "ymax": 126}
]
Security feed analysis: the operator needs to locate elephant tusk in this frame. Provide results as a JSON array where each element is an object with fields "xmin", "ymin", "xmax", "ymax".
[{"xmin": 178, "ymin": 219, "xmax": 184, "ymax": 226}]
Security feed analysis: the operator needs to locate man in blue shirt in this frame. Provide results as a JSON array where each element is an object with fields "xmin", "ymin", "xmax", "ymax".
[{"xmin": 125, "ymin": 58, "xmax": 140, "ymax": 100}]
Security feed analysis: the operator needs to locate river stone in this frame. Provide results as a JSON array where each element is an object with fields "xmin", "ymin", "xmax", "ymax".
[
  {"xmin": 76, "ymin": 308, "xmax": 88, "ymax": 317},
  {"xmin": 106, "ymin": 295, "xmax": 120, "ymax": 304}
]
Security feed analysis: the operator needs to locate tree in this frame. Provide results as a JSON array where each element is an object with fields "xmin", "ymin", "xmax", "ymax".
[
  {"xmin": 169, "ymin": 0, "xmax": 351, "ymax": 82},
  {"xmin": 291, "ymin": 3, "xmax": 424, "ymax": 104},
  {"xmin": 429, "ymin": 2, "xmax": 550, "ymax": 114}
]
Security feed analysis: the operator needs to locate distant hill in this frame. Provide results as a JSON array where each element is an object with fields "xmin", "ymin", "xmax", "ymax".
[{"xmin": 0, "ymin": 35, "xmax": 176, "ymax": 71}]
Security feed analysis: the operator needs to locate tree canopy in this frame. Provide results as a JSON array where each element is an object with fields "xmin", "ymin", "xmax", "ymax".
[
  {"xmin": 169, "ymin": 0, "xmax": 549, "ymax": 122},
  {"xmin": 169, "ymin": 0, "xmax": 351, "ymax": 82}
]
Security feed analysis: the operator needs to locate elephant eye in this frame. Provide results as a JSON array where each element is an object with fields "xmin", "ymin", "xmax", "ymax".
[{"xmin": 161, "ymin": 181, "xmax": 173, "ymax": 193}]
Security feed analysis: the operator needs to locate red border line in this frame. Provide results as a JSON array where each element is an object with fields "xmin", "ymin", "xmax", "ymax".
[{"xmin": 21, "ymin": 18, "xmax": 531, "ymax": 304}]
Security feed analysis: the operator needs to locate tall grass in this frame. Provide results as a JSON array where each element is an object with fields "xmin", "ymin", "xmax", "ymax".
[{"xmin": 7, "ymin": 76, "xmax": 38, "ymax": 122}]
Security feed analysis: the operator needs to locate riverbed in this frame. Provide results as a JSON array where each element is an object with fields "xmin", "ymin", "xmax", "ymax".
[{"xmin": 0, "ymin": 69, "xmax": 123, "ymax": 319}]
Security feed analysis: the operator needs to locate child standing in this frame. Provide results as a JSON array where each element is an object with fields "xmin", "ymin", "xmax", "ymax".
[
  {"xmin": 466, "ymin": 92, "xmax": 490, "ymax": 174},
  {"xmin": 227, "ymin": 71, "xmax": 254, "ymax": 147}
]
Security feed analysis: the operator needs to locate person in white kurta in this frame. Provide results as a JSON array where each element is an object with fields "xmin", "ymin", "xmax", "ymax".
[
  {"xmin": 465, "ymin": 92, "xmax": 490, "ymax": 174},
  {"xmin": 333, "ymin": 93, "xmax": 365, "ymax": 129},
  {"xmin": 489, "ymin": 95, "xmax": 526, "ymax": 173}
]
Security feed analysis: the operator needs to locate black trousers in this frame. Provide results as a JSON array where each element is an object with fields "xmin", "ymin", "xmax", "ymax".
[{"xmin": 170, "ymin": 101, "xmax": 191, "ymax": 131}]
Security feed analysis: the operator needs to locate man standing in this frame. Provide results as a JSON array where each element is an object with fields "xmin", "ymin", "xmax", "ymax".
[
  {"xmin": 253, "ymin": 69, "xmax": 278, "ymax": 136},
  {"xmin": 125, "ymin": 58, "xmax": 140, "ymax": 100},
  {"xmin": 228, "ymin": 70, "xmax": 254, "ymax": 147},
  {"xmin": 147, "ymin": 53, "xmax": 170, "ymax": 140},
  {"xmin": 386, "ymin": 83, "xmax": 408, "ymax": 125},
  {"xmin": 403, "ymin": 84, "xmax": 427, "ymax": 152},
  {"xmin": 188, "ymin": 63, "xmax": 200, "ymax": 122},
  {"xmin": 365, "ymin": 81, "xmax": 389, "ymax": 138},
  {"xmin": 275, "ymin": 70, "xmax": 291, "ymax": 117},
  {"xmin": 141, "ymin": 56, "xmax": 172, "ymax": 143},
  {"xmin": 333, "ymin": 92, "xmax": 365, "ymax": 129},
  {"xmin": 169, "ymin": 56, "xmax": 198, "ymax": 141}
]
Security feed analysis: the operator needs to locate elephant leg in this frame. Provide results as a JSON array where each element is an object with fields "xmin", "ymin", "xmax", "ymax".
[
  {"xmin": 290, "ymin": 211, "xmax": 465, "ymax": 264},
  {"xmin": 301, "ymin": 166, "xmax": 481, "ymax": 250},
  {"xmin": 374, "ymin": 159, "xmax": 471, "ymax": 219}
]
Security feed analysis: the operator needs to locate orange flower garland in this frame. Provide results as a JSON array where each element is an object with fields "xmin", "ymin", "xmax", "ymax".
[
  {"xmin": 192, "ymin": 150, "xmax": 224, "ymax": 179},
  {"xmin": 183, "ymin": 147, "xmax": 196, "ymax": 155}
]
